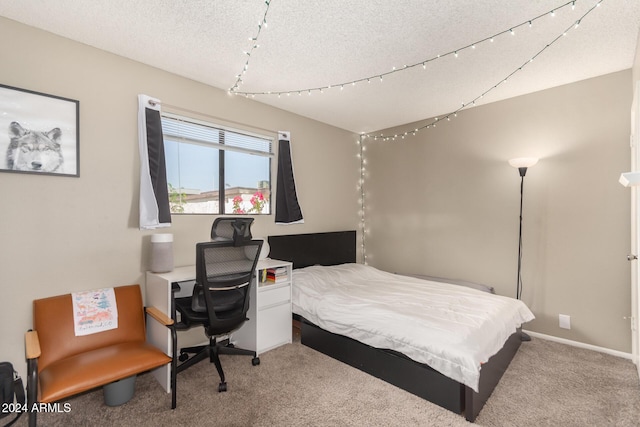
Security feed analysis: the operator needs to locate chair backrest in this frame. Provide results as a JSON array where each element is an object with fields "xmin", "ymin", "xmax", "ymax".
[
  {"xmin": 32, "ymin": 284, "xmax": 146, "ymax": 372},
  {"xmin": 210, "ymin": 217, "xmax": 254, "ymax": 246},
  {"xmin": 195, "ymin": 239, "xmax": 262, "ymax": 336}
]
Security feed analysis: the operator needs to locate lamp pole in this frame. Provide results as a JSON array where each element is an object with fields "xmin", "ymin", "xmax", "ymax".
[
  {"xmin": 516, "ymin": 167, "xmax": 526, "ymax": 301},
  {"xmin": 509, "ymin": 158, "xmax": 538, "ymax": 342}
]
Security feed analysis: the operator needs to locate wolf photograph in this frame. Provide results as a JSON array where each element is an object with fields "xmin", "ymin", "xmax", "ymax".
[
  {"xmin": 0, "ymin": 84, "xmax": 78, "ymax": 177},
  {"xmin": 6, "ymin": 122, "xmax": 64, "ymax": 173}
]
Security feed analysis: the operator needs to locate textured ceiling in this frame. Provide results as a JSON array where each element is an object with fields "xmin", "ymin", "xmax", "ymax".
[{"xmin": 1, "ymin": 0, "xmax": 639, "ymax": 134}]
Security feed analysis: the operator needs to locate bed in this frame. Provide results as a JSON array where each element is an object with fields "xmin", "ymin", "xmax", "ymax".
[{"xmin": 268, "ymin": 230, "xmax": 534, "ymax": 422}]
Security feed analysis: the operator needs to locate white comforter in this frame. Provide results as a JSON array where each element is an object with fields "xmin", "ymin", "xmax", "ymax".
[{"xmin": 292, "ymin": 263, "xmax": 535, "ymax": 392}]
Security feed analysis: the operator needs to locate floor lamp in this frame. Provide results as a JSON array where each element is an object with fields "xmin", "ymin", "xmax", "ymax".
[{"xmin": 508, "ymin": 157, "xmax": 538, "ymax": 342}]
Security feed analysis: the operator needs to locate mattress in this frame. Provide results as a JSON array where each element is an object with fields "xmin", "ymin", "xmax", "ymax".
[{"xmin": 292, "ymin": 263, "xmax": 535, "ymax": 392}]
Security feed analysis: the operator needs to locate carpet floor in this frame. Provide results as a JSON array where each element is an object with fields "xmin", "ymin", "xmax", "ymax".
[{"xmin": 18, "ymin": 335, "xmax": 640, "ymax": 426}]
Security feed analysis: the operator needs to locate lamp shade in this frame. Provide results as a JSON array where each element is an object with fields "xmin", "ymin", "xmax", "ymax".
[
  {"xmin": 619, "ymin": 171, "xmax": 640, "ymax": 187},
  {"xmin": 509, "ymin": 157, "xmax": 539, "ymax": 169}
]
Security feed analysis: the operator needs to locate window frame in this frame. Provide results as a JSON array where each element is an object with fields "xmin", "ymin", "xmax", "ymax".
[{"xmin": 161, "ymin": 112, "xmax": 275, "ymax": 215}]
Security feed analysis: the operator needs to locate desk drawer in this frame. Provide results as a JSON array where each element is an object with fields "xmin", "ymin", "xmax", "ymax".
[
  {"xmin": 258, "ymin": 285, "xmax": 290, "ymax": 309},
  {"xmin": 257, "ymin": 301, "xmax": 292, "ymax": 352}
]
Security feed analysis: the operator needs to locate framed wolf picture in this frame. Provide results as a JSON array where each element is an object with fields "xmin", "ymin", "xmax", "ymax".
[{"xmin": 0, "ymin": 84, "xmax": 79, "ymax": 177}]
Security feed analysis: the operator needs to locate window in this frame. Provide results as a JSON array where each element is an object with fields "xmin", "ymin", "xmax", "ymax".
[{"xmin": 161, "ymin": 113, "xmax": 273, "ymax": 215}]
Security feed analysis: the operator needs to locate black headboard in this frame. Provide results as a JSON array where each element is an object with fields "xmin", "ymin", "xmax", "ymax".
[{"xmin": 267, "ymin": 231, "xmax": 356, "ymax": 269}]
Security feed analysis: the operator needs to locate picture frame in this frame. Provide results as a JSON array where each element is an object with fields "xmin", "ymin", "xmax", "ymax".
[{"xmin": 0, "ymin": 83, "xmax": 79, "ymax": 177}]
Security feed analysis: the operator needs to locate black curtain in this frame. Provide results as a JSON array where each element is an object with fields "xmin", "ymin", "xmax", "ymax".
[
  {"xmin": 275, "ymin": 134, "xmax": 303, "ymax": 224},
  {"xmin": 138, "ymin": 94, "xmax": 171, "ymax": 229}
]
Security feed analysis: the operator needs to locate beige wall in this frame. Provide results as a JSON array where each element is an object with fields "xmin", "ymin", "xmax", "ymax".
[
  {"xmin": 364, "ymin": 70, "xmax": 633, "ymax": 352},
  {"xmin": 0, "ymin": 18, "xmax": 360, "ymax": 378},
  {"xmin": 633, "ymin": 31, "xmax": 640, "ymax": 83}
]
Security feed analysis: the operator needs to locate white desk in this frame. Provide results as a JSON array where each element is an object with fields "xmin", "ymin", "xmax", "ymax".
[{"xmin": 145, "ymin": 259, "xmax": 292, "ymax": 392}]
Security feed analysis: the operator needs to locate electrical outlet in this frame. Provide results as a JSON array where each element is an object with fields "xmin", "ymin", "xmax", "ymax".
[{"xmin": 559, "ymin": 314, "xmax": 571, "ymax": 329}]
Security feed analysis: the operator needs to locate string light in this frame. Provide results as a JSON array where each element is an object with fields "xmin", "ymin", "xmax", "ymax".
[
  {"xmin": 357, "ymin": 135, "xmax": 368, "ymax": 264},
  {"xmin": 230, "ymin": 0, "xmax": 584, "ymax": 97},
  {"xmin": 362, "ymin": 0, "xmax": 604, "ymax": 142},
  {"xmin": 227, "ymin": 0, "xmax": 604, "ymax": 148},
  {"xmin": 228, "ymin": 0, "xmax": 272, "ymax": 93}
]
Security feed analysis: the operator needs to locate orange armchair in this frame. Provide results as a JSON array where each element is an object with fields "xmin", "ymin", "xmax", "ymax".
[{"xmin": 25, "ymin": 284, "xmax": 176, "ymax": 426}]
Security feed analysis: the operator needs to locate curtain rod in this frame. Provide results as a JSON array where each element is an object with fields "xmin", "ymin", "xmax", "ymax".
[{"xmin": 147, "ymin": 99, "xmax": 278, "ymax": 136}]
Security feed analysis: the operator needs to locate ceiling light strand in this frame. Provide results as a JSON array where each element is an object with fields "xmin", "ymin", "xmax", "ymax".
[
  {"xmin": 364, "ymin": 0, "xmax": 604, "ymax": 142},
  {"xmin": 229, "ymin": 0, "xmax": 273, "ymax": 93},
  {"xmin": 231, "ymin": 0, "xmax": 584, "ymax": 97}
]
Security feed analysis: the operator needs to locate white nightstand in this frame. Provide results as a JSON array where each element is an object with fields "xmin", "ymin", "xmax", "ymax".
[{"xmin": 232, "ymin": 258, "xmax": 293, "ymax": 355}]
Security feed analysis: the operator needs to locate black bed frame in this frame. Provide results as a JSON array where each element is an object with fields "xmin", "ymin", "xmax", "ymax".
[{"xmin": 268, "ymin": 231, "xmax": 522, "ymax": 422}]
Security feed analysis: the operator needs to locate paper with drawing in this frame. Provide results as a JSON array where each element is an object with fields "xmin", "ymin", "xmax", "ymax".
[{"xmin": 72, "ymin": 288, "xmax": 118, "ymax": 336}]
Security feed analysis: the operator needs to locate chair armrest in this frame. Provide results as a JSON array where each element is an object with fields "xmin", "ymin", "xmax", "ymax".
[
  {"xmin": 146, "ymin": 306, "xmax": 174, "ymax": 326},
  {"xmin": 25, "ymin": 330, "xmax": 41, "ymax": 360}
]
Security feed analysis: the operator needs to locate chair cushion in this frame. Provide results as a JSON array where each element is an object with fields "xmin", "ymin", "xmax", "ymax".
[
  {"xmin": 174, "ymin": 296, "xmax": 209, "ymax": 330},
  {"xmin": 175, "ymin": 289, "xmax": 244, "ymax": 327},
  {"xmin": 38, "ymin": 341, "xmax": 170, "ymax": 403}
]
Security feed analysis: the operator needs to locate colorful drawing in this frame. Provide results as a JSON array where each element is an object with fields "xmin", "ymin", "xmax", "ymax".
[{"xmin": 72, "ymin": 288, "xmax": 118, "ymax": 336}]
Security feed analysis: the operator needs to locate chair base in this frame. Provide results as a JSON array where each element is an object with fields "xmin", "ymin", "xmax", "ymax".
[{"xmin": 176, "ymin": 337, "xmax": 259, "ymax": 392}]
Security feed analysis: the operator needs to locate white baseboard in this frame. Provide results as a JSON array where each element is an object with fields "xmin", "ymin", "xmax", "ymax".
[{"xmin": 523, "ymin": 330, "xmax": 633, "ymax": 360}]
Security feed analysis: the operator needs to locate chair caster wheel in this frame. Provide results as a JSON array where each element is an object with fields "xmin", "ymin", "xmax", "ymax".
[
  {"xmin": 178, "ymin": 353, "xmax": 189, "ymax": 362},
  {"xmin": 252, "ymin": 357, "xmax": 260, "ymax": 366},
  {"xmin": 218, "ymin": 382, "xmax": 227, "ymax": 392}
]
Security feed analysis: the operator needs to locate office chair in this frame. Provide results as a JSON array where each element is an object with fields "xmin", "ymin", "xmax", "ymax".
[{"xmin": 174, "ymin": 238, "xmax": 262, "ymax": 392}]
